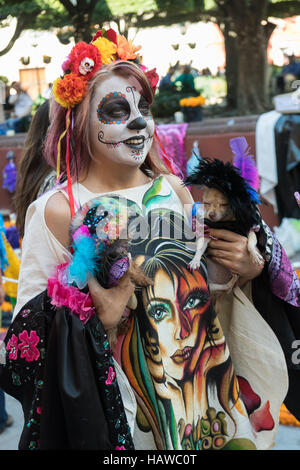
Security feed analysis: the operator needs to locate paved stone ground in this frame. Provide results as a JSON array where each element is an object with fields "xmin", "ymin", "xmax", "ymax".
[{"xmin": 0, "ymin": 392, "xmax": 299, "ymax": 450}]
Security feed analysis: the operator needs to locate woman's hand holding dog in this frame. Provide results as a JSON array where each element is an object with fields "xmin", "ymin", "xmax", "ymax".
[{"xmin": 206, "ymin": 228, "xmax": 265, "ymax": 286}]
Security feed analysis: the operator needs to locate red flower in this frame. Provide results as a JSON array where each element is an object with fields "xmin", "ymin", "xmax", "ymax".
[
  {"xmin": 92, "ymin": 30, "xmax": 102, "ymax": 42},
  {"xmin": 69, "ymin": 42, "xmax": 102, "ymax": 79},
  {"xmin": 92, "ymin": 28, "xmax": 117, "ymax": 45},
  {"xmin": 145, "ymin": 68, "xmax": 159, "ymax": 92},
  {"xmin": 6, "ymin": 334, "xmax": 19, "ymax": 360},
  {"xmin": 18, "ymin": 330, "xmax": 40, "ymax": 362}
]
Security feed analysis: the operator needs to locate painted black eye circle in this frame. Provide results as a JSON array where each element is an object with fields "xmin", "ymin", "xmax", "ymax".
[{"xmin": 138, "ymin": 99, "xmax": 151, "ymax": 116}]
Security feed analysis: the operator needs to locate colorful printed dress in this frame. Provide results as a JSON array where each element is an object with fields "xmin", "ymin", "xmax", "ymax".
[
  {"xmin": 0, "ymin": 175, "xmax": 297, "ymax": 450},
  {"xmin": 110, "ymin": 176, "xmax": 288, "ymax": 450}
]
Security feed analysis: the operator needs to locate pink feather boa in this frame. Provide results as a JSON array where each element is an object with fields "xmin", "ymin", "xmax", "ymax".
[{"xmin": 47, "ymin": 263, "xmax": 95, "ymax": 324}]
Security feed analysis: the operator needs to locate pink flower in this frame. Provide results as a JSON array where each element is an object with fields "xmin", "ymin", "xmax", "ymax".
[
  {"xmin": 47, "ymin": 276, "xmax": 95, "ymax": 324},
  {"xmin": 140, "ymin": 64, "xmax": 147, "ymax": 73},
  {"xmin": 18, "ymin": 330, "xmax": 40, "ymax": 362},
  {"xmin": 105, "ymin": 366, "xmax": 116, "ymax": 385},
  {"xmin": 145, "ymin": 68, "xmax": 159, "ymax": 92},
  {"xmin": 115, "ymin": 446, "xmax": 126, "ymax": 450},
  {"xmin": 68, "ymin": 289, "xmax": 95, "ymax": 323},
  {"xmin": 62, "ymin": 56, "xmax": 71, "ymax": 73},
  {"xmin": 6, "ymin": 334, "xmax": 19, "ymax": 360},
  {"xmin": 37, "ymin": 407, "xmax": 42, "ymax": 415}
]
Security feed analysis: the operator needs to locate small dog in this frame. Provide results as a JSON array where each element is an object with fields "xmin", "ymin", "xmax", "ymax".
[{"xmin": 185, "ymin": 157, "xmax": 264, "ymax": 273}]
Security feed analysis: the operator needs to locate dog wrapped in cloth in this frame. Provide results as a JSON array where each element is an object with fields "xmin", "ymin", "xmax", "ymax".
[{"xmin": 185, "ymin": 137, "xmax": 266, "ymax": 275}]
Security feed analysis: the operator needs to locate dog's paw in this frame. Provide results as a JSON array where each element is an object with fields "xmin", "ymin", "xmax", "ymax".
[
  {"xmin": 189, "ymin": 256, "xmax": 201, "ymax": 270},
  {"xmin": 250, "ymin": 250, "xmax": 264, "ymax": 266}
]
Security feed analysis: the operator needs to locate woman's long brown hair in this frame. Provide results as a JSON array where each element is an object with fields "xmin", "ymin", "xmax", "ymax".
[{"xmin": 13, "ymin": 100, "xmax": 51, "ymax": 237}]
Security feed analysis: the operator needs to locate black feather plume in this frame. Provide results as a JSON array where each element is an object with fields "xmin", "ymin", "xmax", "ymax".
[{"xmin": 184, "ymin": 158, "xmax": 260, "ymax": 234}]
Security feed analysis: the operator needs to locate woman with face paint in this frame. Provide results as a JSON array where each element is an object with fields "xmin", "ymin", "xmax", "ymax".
[{"xmin": 0, "ymin": 29, "xmax": 297, "ymax": 451}]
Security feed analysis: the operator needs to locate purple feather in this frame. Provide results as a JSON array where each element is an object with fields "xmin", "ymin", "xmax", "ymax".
[{"xmin": 230, "ymin": 137, "xmax": 260, "ymax": 191}]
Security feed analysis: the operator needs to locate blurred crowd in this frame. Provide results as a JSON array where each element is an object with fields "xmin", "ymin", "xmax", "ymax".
[
  {"xmin": 0, "ymin": 81, "xmax": 52, "ymax": 135},
  {"xmin": 0, "ymin": 82, "xmax": 33, "ymax": 135},
  {"xmin": 158, "ymin": 62, "xmax": 223, "ymax": 96},
  {"xmin": 276, "ymin": 54, "xmax": 300, "ymax": 94}
]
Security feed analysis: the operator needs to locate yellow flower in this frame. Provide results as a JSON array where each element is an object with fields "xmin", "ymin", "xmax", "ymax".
[
  {"xmin": 179, "ymin": 95, "xmax": 206, "ymax": 107},
  {"xmin": 92, "ymin": 36, "xmax": 117, "ymax": 64},
  {"xmin": 116, "ymin": 34, "xmax": 141, "ymax": 61}
]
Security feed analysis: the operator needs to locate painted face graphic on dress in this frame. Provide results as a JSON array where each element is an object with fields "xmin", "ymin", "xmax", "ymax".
[{"xmin": 89, "ymin": 74, "xmax": 155, "ymax": 166}]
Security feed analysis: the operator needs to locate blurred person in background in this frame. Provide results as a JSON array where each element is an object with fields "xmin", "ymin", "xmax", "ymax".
[
  {"xmin": 0, "ymin": 82, "xmax": 33, "ymax": 134},
  {"xmin": 13, "ymin": 100, "xmax": 55, "ymax": 238}
]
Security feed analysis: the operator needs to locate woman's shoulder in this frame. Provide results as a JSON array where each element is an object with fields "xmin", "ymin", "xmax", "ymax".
[
  {"xmin": 44, "ymin": 191, "xmax": 72, "ymax": 248},
  {"xmin": 24, "ymin": 188, "xmax": 71, "ymax": 248},
  {"xmin": 164, "ymin": 173, "xmax": 194, "ymax": 206}
]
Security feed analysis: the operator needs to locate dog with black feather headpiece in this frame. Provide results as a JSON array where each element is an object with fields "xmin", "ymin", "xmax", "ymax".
[{"xmin": 185, "ymin": 137, "xmax": 265, "ymax": 271}]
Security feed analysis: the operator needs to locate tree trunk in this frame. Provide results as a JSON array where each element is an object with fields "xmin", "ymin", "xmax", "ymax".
[
  {"xmin": 224, "ymin": 0, "xmax": 273, "ymax": 115},
  {"xmin": 72, "ymin": 12, "xmax": 94, "ymax": 43},
  {"xmin": 59, "ymin": 0, "xmax": 97, "ymax": 43},
  {"xmin": 236, "ymin": 26, "xmax": 269, "ymax": 114},
  {"xmin": 219, "ymin": 20, "xmax": 238, "ymax": 110}
]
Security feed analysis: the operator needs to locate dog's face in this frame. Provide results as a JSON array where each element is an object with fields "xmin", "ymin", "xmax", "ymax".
[{"xmin": 203, "ymin": 187, "xmax": 234, "ymax": 222}]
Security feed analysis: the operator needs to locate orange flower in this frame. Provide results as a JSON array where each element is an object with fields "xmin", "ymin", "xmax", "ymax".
[
  {"xmin": 53, "ymin": 73, "xmax": 87, "ymax": 108},
  {"xmin": 116, "ymin": 34, "xmax": 141, "ymax": 61},
  {"xmin": 179, "ymin": 95, "xmax": 206, "ymax": 107}
]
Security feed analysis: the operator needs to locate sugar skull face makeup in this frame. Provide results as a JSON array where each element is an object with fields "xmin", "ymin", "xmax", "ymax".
[{"xmin": 89, "ymin": 74, "xmax": 155, "ymax": 166}]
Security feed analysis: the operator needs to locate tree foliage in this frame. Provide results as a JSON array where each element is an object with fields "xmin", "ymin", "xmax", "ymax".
[
  {"xmin": 2, "ymin": 0, "xmax": 300, "ymax": 53},
  {"xmin": 2, "ymin": 0, "xmax": 300, "ymax": 113}
]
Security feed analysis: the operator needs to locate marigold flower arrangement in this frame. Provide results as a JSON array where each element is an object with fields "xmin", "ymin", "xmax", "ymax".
[
  {"xmin": 52, "ymin": 27, "xmax": 159, "ymax": 109},
  {"xmin": 179, "ymin": 95, "xmax": 206, "ymax": 107}
]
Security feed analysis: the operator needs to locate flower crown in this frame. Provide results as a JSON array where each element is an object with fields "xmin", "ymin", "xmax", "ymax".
[{"xmin": 52, "ymin": 27, "xmax": 159, "ymax": 109}]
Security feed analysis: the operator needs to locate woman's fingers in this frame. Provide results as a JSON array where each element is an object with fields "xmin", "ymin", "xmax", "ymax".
[
  {"xmin": 207, "ymin": 247, "xmax": 239, "ymax": 261},
  {"xmin": 208, "ymin": 228, "xmax": 245, "ymax": 242},
  {"xmin": 208, "ymin": 238, "xmax": 247, "ymax": 252}
]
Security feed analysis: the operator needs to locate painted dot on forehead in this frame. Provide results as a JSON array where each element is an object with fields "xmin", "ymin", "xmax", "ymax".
[{"xmin": 97, "ymin": 91, "xmax": 127, "ymax": 125}]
